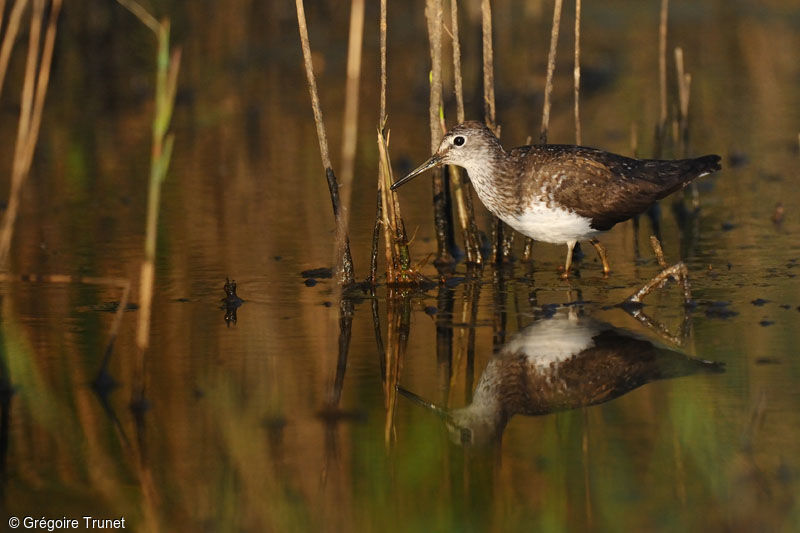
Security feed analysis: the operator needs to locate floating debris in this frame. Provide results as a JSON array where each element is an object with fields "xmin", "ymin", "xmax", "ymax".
[
  {"xmin": 424, "ymin": 306, "xmax": 438, "ymax": 316},
  {"xmin": 221, "ymin": 278, "xmax": 244, "ymax": 326},
  {"xmin": 759, "ymin": 320, "xmax": 775, "ymax": 327},
  {"xmin": 301, "ymin": 267, "xmax": 333, "ymax": 279},
  {"xmin": 721, "ymin": 221, "xmax": 735, "ymax": 231},
  {"xmin": 304, "ymin": 278, "xmax": 317, "ymax": 287},
  {"xmin": 751, "ymin": 298, "xmax": 769, "ymax": 306}
]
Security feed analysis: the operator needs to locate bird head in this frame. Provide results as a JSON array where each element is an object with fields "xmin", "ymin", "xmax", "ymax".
[{"xmin": 391, "ymin": 121, "xmax": 501, "ymax": 190}]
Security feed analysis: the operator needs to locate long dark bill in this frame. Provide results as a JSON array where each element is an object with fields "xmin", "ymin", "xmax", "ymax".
[
  {"xmin": 396, "ymin": 385, "xmax": 451, "ymax": 422},
  {"xmin": 390, "ymin": 154, "xmax": 442, "ymax": 190}
]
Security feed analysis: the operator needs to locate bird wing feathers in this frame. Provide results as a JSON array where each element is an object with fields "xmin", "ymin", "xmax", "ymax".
[{"xmin": 516, "ymin": 145, "xmax": 720, "ymax": 231}]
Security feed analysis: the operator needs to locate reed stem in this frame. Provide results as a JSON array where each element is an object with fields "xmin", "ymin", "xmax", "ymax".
[
  {"xmin": 655, "ymin": 0, "xmax": 669, "ymax": 156},
  {"xmin": 448, "ymin": 0, "xmax": 481, "ymax": 265},
  {"xmin": 340, "ymin": 0, "xmax": 365, "ymax": 214},
  {"xmin": 425, "ymin": 0, "xmax": 454, "ymax": 268},
  {"xmin": 295, "ymin": 0, "xmax": 355, "ymax": 286},
  {"xmin": 573, "ymin": 0, "xmax": 582, "ymax": 145},
  {"xmin": 0, "ymin": 0, "xmax": 61, "ymax": 269},
  {"xmin": 540, "ymin": 0, "xmax": 563, "ymax": 144}
]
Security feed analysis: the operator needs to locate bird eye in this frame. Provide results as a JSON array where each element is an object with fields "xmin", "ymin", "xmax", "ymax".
[{"xmin": 453, "ymin": 135, "xmax": 466, "ymax": 147}]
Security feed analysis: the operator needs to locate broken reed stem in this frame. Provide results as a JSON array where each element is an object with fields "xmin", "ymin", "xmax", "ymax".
[
  {"xmin": 650, "ymin": 234, "xmax": 667, "ymax": 268},
  {"xmin": 340, "ymin": 0, "xmax": 365, "ymax": 212},
  {"xmin": 627, "ymin": 261, "xmax": 691, "ymax": 304},
  {"xmin": 378, "ymin": 129, "xmax": 414, "ymax": 279},
  {"xmin": 449, "ymin": 0, "xmax": 481, "ymax": 265},
  {"xmin": 628, "ymin": 235, "xmax": 691, "ymax": 304},
  {"xmin": 573, "ymin": 0, "xmax": 582, "ymax": 145},
  {"xmin": 540, "ymin": 0, "xmax": 563, "ymax": 144},
  {"xmin": 295, "ymin": 0, "xmax": 355, "ymax": 286},
  {"xmin": 425, "ymin": 0, "xmax": 454, "ymax": 268},
  {"xmin": 0, "ymin": 0, "xmax": 61, "ymax": 269}
]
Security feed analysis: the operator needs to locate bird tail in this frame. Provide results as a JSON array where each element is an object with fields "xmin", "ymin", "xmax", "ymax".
[
  {"xmin": 691, "ymin": 154, "xmax": 722, "ymax": 179},
  {"xmin": 656, "ymin": 153, "xmax": 721, "ymax": 199}
]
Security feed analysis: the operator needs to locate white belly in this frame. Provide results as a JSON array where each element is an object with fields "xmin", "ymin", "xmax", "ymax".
[{"xmin": 502, "ymin": 200, "xmax": 599, "ymax": 244}]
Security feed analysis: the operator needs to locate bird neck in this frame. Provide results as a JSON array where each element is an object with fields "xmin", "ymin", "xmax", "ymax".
[{"xmin": 460, "ymin": 148, "xmax": 521, "ymax": 219}]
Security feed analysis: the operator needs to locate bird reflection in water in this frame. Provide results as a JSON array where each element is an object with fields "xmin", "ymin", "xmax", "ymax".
[{"xmin": 400, "ymin": 309, "xmax": 724, "ymax": 447}]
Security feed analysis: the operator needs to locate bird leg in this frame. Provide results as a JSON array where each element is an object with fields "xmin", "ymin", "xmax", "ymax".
[
  {"xmin": 561, "ymin": 241, "xmax": 577, "ymax": 279},
  {"xmin": 589, "ymin": 238, "xmax": 610, "ymax": 275}
]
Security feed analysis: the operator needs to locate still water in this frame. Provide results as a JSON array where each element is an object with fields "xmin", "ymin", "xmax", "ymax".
[{"xmin": 1, "ymin": 0, "xmax": 799, "ymax": 531}]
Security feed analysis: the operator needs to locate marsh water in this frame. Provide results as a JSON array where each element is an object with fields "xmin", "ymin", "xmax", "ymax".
[{"xmin": 1, "ymin": 1, "xmax": 799, "ymax": 531}]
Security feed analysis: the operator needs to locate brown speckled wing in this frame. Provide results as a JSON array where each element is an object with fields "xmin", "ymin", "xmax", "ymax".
[{"xmin": 515, "ymin": 145, "xmax": 721, "ymax": 231}]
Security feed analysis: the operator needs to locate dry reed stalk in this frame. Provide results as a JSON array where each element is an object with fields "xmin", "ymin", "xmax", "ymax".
[
  {"xmin": 373, "ymin": 1, "xmax": 417, "ymax": 284},
  {"xmin": 0, "ymin": 0, "xmax": 61, "ymax": 269},
  {"xmin": 368, "ymin": 189, "xmax": 381, "ymax": 285},
  {"xmin": 379, "ymin": 0, "xmax": 387, "ymax": 124},
  {"xmin": 340, "ymin": 0, "xmax": 365, "ymax": 213},
  {"xmin": 0, "ymin": 0, "xmax": 29, "ymax": 99},
  {"xmin": 481, "ymin": 0, "xmax": 513, "ymax": 263},
  {"xmin": 425, "ymin": 0, "xmax": 454, "ymax": 268},
  {"xmin": 573, "ymin": 0, "xmax": 582, "ymax": 145},
  {"xmin": 377, "ymin": 128, "xmax": 422, "ymax": 284},
  {"xmin": 674, "ymin": 46, "xmax": 698, "ymax": 207},
  {"xmin": 449, "ymin": 0, "xmax": 481, "ymax": 265},
  {"xmin": 674, "ymin": 47, "xmax": 691, "ymax": 152},
  {"xmin": 369, "ymin": 0, "xmax": 388, "ymax": 285},
  {"xmin": 656, "ymin": 0, "xmax": 669, "ymax": 153},
  {"xmin": 650, "ymin": 234, "xmax": 667, "ymax": 268},
  {"xmin": 480, "ymin": 0, "xmax": 498, "ymax": 135},
  {"xmin": 539, "ymin": 0, "xmax": 563, "ymax": 144},
  {"xmin": 295, "ymin": 0, "xmax": 355, "ymax": 286}
]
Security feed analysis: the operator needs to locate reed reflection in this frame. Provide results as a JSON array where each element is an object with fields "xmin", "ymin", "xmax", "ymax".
[{"xmin": 403, "ymin": 308, "xmax": 723, "ymax": 447}]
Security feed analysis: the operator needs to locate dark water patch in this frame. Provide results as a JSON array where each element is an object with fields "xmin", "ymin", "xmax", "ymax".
[
  {"xmin": 751, "ymin": 298, "xmax": 769, "ymax": 306},
  {"xmin": 703, "ymin": 301, "xmax": 739, "ymax": 319},
  {"xmin": 304, "ymin": 278, "xmax": 317, "ymax": 287},
  {"xmin": 759, "ymin": 320, "xmax": 775, "ymax": 327},
  {"xmin": 87, "ymin": 301, "xmax": 140, "ymax": 312},
  {"xmin": 728, "ymin": 151, "xmax": 749, "ymax": 168},
  {"xmin": 755, "ymin": 358, "xmax": 781, "ymax": 365}
]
